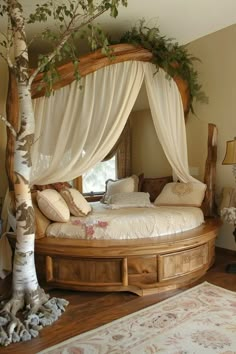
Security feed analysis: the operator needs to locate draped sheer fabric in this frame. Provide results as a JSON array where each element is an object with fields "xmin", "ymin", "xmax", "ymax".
[
  {"xmin": 144, "ymin": 64, "xmax": 199, "ymax": 183},
  {"xmin": 31, "ymin": 61, "xmax": 201, "ymax": 186},
  {"xmin": 116, "ymin": 121, "xmax": 132, "ymax": 179},
  {"xmin": 31, "ymin": 61, "xmax": 144, "ymax": 185}
]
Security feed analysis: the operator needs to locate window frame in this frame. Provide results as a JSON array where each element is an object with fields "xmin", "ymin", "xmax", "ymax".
[{"xmin": 73, "ymin": 155, "xmax": 117, "ymax": 200}]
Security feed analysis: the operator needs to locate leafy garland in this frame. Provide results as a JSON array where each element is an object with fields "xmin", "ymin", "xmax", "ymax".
[
  {"xmin": 118, "ymin": 20, "xmax": 208, "ymax": 111},
  {"xmin": 25, "ymin": 12, "xmax": 207, "ymax": 111}
]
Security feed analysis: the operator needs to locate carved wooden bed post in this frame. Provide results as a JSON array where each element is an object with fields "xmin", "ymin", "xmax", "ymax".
[
  {"xmin": 5, "ymin": 68, "xmax": 19, "ymax": 192},
  {"xmin": 202, "ymin": 123, "xmax": 218, "ymax": 217}
]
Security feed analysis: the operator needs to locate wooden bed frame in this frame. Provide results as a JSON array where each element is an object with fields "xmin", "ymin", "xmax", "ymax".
[
  {"xmin": 28, "ymin": 218, "xmax": 220, "ymax": 296},
  {"xmin": 6, "ymin": 44, "xmax": 220, "ymax": 296}
]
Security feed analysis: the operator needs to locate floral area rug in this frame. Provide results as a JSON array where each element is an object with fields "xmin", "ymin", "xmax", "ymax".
[{"xmin": 38, "ymin": 282, "xmax": 236, "ymax": 354}]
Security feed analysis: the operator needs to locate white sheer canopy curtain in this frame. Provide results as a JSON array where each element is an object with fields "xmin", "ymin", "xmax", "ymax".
[
  {"xmin": 144, "ymin": 63, "xmax": 201, "ymax": 183},
  {"xmin": 31, "ymin": 61, "xmax": 144, "ymax": 185}
]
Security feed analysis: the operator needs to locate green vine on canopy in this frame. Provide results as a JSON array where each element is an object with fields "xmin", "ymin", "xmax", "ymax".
[{"xmin": 119, "ymin": 20, "xmax": 208, "ymax": 112}]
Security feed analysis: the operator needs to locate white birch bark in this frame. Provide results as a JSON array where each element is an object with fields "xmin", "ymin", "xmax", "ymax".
[
  {"xmin": 0, "ymin": 0, "xmax": 124, "ymax": 346},
  {"xmin": 6, "ymin": 0, "xmax": 45, "ymax": 312},
  {"xmin": 0, "ymin": 1, "xmax": 68, "ymax": 346}
]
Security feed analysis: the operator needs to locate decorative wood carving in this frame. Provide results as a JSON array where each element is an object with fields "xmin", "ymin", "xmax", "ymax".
[{"xmin": 158, "ymin": 243, "xmax": 208, "ymax": 281}]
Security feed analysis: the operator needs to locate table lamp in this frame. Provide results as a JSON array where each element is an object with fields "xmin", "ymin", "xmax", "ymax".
[
  {"xmin": 222, "ymin": 137, "xmax": 236, "ymax": 174},
  {"xmin": 222, "ymin": 137, "xmax": 236, "ymax": 273}
]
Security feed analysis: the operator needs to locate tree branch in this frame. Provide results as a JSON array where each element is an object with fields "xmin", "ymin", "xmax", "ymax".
[
  {"xmin": 29, "ymin": 7, "xmax": 107, "ymax": 86},
  {"xmin": 0, "ymin": 52, "xmax": 8, "ymax": 64},
  {"xmin": 1, "ymin": 114, "xmax": 17, "ymax": 137}
]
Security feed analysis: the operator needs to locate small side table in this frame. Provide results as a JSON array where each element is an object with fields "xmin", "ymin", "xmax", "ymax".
[{"xmin": 221, "ymin": 207, "xmax": 236, "ymax": 273}]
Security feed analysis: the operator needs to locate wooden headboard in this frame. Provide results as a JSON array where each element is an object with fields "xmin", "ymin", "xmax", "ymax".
[{"xmin": 141, "ymin": 176, "xmax": 173, "ymax": 202}]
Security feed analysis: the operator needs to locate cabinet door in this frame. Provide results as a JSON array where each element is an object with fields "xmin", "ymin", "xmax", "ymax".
[{"xmin": 158, "ymin": 244, "xmax": 208, "ymax": 281}]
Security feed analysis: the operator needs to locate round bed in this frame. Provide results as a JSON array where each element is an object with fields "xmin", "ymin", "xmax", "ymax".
[{"xmin": 6, "ymin": 44, "xmax": 220, "ymax": 296}]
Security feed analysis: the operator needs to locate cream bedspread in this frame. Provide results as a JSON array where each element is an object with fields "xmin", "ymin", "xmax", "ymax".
[{"xmin": 46, "ymin": 202, "xmax": 204, "ymax": 240}]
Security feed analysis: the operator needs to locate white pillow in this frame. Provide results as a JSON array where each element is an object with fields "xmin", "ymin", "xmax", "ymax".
[
  {"xmin": 107, "ymin": 192, "xmax": 152, "ymax": 209},
  {"xmin": 154, "ymin": 182, "xmax": 207, "ymax": 207},
  {"xmin": 102, "ymin": 175, "xmax": 139, "ymax": 203},
  {"xmin": 60, "ymin": 188, "xmax": 92, "ymax": 216},
  {"xmin": 37, "ymin": 189, "xmax": 70, "ymax": 222}
]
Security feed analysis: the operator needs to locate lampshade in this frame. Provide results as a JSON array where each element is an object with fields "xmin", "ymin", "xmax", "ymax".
[{"xmin": 222, "ymin": 138, "xmax": 236, "ymax": 165}]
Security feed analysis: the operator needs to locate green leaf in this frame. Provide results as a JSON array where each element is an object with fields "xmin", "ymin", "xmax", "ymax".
[
  {"xmin": 14, "ymin": 1, "xmax": 205, "ymax": 108},
  {"xmin": 119, "ymin": 20, "xmax": 207, "ymax": 107},
  {"xmin": 110, "ymin": 6, "xmax": 118, "ymax": 18}
]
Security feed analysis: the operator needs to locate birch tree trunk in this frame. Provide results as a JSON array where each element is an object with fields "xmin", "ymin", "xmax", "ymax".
[
  {"xmin": 0, "ymin": 0, "xmax": 126, "ymax": 346},
  {"xmin": 0, "ymin": 0, "xmax": 68, "ymax": 346},
  {"xmin": 7, "ymin": 0, "xmax": 48, "ymax": 310}
]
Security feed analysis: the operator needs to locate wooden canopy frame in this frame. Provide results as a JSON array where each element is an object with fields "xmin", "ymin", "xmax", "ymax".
[
  {"xmin": 6, "ymin": 44, "xmax": 220, "ymax": 296},
  {"xmin": 6, "ymin": 44, "xmax": 190, "ymax": 189}
]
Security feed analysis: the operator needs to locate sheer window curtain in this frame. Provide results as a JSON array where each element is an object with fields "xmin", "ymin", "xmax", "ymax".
[
  {"xmin": 144, "ymin": 63, "xmax": 201, "ymax": 183},
  {"xmin": 31, "ymin": 61, "xmax": 144, "ymax": 186},
  {"xmin": 103, "ymin": 120, "xmax": 131, "ymax": 179},
  {"xmin": 116, "ymin": 120, "xmax": 131, "ymax": 179}
]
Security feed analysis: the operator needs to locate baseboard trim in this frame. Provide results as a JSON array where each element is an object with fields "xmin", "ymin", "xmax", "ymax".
[{"xmin": 216, "ymin": 246, "xmax": 236, "ymax": 256}]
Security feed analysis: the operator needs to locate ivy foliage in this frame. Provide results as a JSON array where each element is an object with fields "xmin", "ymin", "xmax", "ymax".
[
  {"xmin": 119, "ymin": 20, "xmax": 208, "ymax": 110},
  {"xmin": 0, "ymin": 1, "xmax": 206, "ymax": 108}
]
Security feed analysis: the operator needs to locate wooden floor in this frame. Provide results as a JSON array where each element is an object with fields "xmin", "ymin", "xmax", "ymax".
[{"xmin": 0, "ymin": 247, "xmax": 236, "ymax": 354}]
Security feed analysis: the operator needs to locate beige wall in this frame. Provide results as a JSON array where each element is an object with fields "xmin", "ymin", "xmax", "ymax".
[
  {"xmin": 0, "ymin": 25, "xmax": 236, "ymax": 249},
  {"xmin": 187, "ymin": 24, "xmax": 236, "ymax": 250},
  {"xmin": 131, "ymin": 25, "xmax": 236, "ymax": 250},
  {"xmin": 131, "ymin": 109, "xmax": 172, "ymax": 177},
  {"xmin": 0, "ymin": 58, "xmax": 8, "ymax": 205}
]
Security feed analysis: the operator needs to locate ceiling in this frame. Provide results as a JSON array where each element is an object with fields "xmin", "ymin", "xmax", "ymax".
[
  {"xmin": 17, "ymin": 0, "xmax": 236, "ymax": 45},
  {"xmin": 12, "ymin": 0, "xmax": 236, "ymax": 112},
  {"xmin": 102, "ymin": 0, "xmax": 236, "ymax": 44}
]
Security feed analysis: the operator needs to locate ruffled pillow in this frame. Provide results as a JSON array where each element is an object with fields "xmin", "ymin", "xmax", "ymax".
[
  {"xmin": 60, "ymin": 188, "xmax": 92, "ymax": 216},
  {"xmin": 37, "ymin": 189, "xmax": 70, "ymax": 222},
  {"xmin": 102, "ymin": 175, "xmax": 139, "ymax": 203},
  {"xmin": 154, "ymin": 182, "xmax": 206, "ymax": 207}
]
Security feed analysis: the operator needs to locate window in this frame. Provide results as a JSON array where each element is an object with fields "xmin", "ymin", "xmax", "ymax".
[{"xmin": 82, "ymin": 155, "xmax": 116, "ymax": 195}]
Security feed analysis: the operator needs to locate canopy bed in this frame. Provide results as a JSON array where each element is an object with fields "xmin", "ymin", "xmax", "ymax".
[{"xmin": 5, "ymin": 44, "xmax": 220, "ymax": 296}]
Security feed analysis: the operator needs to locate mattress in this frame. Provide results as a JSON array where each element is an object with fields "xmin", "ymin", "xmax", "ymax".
[{"xmin": 46, "ymin": 202, "xmax": 204, "ymax": 240}]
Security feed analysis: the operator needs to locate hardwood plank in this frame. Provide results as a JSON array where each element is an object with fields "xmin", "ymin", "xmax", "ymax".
[{"xmin": 0, "ymin": 247, "xmax": 236, "ymax": 354}]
